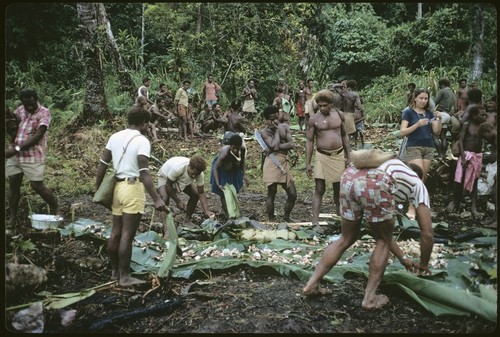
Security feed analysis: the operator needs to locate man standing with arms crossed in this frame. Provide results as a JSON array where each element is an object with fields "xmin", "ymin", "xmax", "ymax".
[
  {"xmin": 306, "ymin": 89, "xmax": 351, "ymax": 231},
  {"xmin": 241, "ymin": 79, "xmax": 258, "ymax": 121},
  {"xmin": 303, "ymin": 78, "xmax": 315, "ymax": 130},
  {"xmin": 260, "ymin": 105, "xmax": 298, "ymax": 222}
]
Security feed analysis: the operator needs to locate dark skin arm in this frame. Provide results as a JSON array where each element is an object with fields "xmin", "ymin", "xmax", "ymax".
[
  {"xmin": 305, "ymin": 116, "xmax": 317, "ymax": 178},
  {"xmin": 338, "ymin": 111, "xmax": 352, "ymax": 165},
  {"xmin": 5, "ymin": 125, "xmax": 47, "ymax": 158},
  {"xmin": 165, "ymin": 178, "xmax": 185, "ymax": 211},
  {"xmin": 261, "ymin": 126, "xmax": 281, "ymax": 153},
  {"xmin": 277, "ymin": 124, "xmax": 295, "ymax": 151},
  {"xmin": 241, "ymin": 87, "xmax": 252, "ymax": 99},
  {"xmin": 197, "ymin": 184, "xmax": 213, "ymax": 217},
  {"xmin": 213, "ymin": 146, "xmax": 231, "ymax": 190},
  {"xmin": 458, "ymin": 122, "xmax": 470, "ymax": 167},
  {"xmin": 240, "ymin": 147, "xmax": 247, "ymax": 183},
  {"xmin": 390, "ymin": 203, "xmax": 433, "ymax": 275},
  {"xmin": 94, "ymin": 148, "xmax": 112, "ymax": 193},
  {"xmin": 138, "ymin": 154, "xmax": 166, "ymax": 211}
]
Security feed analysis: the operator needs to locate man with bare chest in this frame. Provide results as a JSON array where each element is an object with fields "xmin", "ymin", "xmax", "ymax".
[
  {"xmin": 261, "ymin": 105, "xmax": 297, "ymax": 222},
  {"xmin": 446, "ymin": 105, "xmax": 487, "ymax": 219},
  {"xmin": 456, "ymin": 79, "xmax": 469, "ymax": 113},
  {"xmin": 342, "ymin": 80, "xmax": 363, "ymax": 137},
  {"xmin": 306, "ymin": 90, "xmax": 351, "ymax": 230},
  {"xmin": 225, "ymin": 99, "xmax": 246, "ymax": 134},
  {"xmin": 303, "ymin": 79, "xmax": 316, "ymax": 130}
]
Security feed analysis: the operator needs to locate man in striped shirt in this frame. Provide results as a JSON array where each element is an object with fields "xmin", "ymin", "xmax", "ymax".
[
  {"xmin": 5, "ymin": 89, "xmax": 60, "ymax": 231},
  {"xmin": 303, "ymin": 157, "xmax": 433, "ymax": 310}
]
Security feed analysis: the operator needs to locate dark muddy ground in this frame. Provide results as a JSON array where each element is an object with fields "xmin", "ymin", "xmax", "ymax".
[{"xmin": 4, "ymin": 127, "xmax": 497, "ymax": 334}]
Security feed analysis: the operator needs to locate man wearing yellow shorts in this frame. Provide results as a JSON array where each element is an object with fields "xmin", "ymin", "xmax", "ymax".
[{"xmin": 95, "ymin": 105, "xmax": 166, "ymax": 287}]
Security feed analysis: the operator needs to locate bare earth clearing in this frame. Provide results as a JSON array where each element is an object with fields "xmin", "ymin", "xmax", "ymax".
[{"xmin": 4, "ymin": 125, "xmax": 497, "ymax": 334}]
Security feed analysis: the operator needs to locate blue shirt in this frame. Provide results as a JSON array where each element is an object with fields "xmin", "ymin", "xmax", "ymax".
[{"xmin": 401, "ymin": 107, "xmax": 434, "ymax": 148}]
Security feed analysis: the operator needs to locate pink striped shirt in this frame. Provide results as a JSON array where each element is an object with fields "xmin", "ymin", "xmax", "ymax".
[{"xmin": 13, "ymin": 104, "xmax": 51, "ymax": 163}]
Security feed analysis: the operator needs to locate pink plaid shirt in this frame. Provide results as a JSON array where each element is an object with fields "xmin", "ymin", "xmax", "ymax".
[{"xmin": 13, "ymin": 104, "xmax": 51, "ymax": 163}]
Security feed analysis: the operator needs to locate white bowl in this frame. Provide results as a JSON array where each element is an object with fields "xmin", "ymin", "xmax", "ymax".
[{"xmin": 29, "ymin": 214, "xmax": 63, "ymax": 230}]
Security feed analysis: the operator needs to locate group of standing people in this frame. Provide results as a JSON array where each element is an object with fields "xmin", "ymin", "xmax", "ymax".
[
  {"xmin": 245, "ymin": 86, "xmax": 436, "ymax": 310},
  {"xmin": 6, "ymin": 74, "xmax": 495, "ymax": 308},
  {"xmin": 137, "ymin": 74, "xmax": 368, "ymax": 151},
  {"xmin": 401, "ymin": 79, "xmax": 496, "ymax": 227}
]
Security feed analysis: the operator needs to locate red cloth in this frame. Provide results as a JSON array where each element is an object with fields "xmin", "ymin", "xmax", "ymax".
[{"xmin": 454, "ymin": 151, "xmax": 483, "ymax": 193}]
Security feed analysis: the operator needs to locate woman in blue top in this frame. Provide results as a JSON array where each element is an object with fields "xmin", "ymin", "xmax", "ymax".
[
  {"xmin": 400, "ymin": 88, "xmax": 442, "ymax": 219},
  {"xmin": 210, "ymin": 134, "xmax": 248, "ymax": 218}
]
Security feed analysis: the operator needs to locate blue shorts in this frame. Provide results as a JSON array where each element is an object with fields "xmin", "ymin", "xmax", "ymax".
[{"xmin": 206, "ymin": 99, "xmax": 218, "ymax": 107}]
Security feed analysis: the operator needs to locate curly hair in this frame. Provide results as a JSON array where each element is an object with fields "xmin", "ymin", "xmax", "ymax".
[
  {"xmin": 262, "ymin": 105, "xmax": 279, "ymax": 120},
  {"xmin": 19, "ymin": 88, "xmax": 38, "ymax": 101},
  {"xmin": 314, "ymin": 89, "xmax": 335, "ymax": 104},
  {"xmin": 128, "ymin": 105, "xmax": 150, "ymax": 125},
  {"xmin": 189, "ymin": 155, "xmax": 207, "ymax": 172}
]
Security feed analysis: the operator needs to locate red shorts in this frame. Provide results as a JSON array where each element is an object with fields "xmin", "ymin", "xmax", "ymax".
[{"xmin": 340, "ymin": 165, "xmax": 396, "ymax": 223}]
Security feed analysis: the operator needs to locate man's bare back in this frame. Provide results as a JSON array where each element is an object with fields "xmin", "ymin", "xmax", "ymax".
[{"xmin": 227, "ymin": 111, "xmax": 245, "ymax": 133}]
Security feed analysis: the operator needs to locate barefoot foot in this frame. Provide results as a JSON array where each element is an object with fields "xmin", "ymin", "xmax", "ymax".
[
  {"xmin": 471, "ymin": 211, "xmax": 484, "ymax": 220},
  {"xmin": 283, "ymin": 216, "xmax": 299, "ymax": 223},
  {"xmin": 119, "ymin": 276, "xmax": 146, "ymax": 287},
  {"xmin": 362, "ymin": 294, "xmax": 389, "ymax": 310},
  {"xmin": 303, "ymin": 284, "xmax": 333, "ymax": 296}
]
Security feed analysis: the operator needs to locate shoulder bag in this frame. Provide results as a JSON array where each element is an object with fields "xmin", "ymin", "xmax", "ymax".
[{"xmin": 93, "ymin": 134, "xmax": 142, "ymax": 210}]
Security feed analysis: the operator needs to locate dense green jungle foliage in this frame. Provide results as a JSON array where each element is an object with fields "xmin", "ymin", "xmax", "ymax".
[
  {"xmin": 5, "ymin": 3, "xmax": 497, "ymax": 122},
  {"xmin": 4, "ymin": 3, "xmax": 497, "ymax": 201}
]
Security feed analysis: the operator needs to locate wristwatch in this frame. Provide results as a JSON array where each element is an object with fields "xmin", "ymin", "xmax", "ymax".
[{"xmin": 14, "ymin": 145, "xmax": 21, "ymax": 152}]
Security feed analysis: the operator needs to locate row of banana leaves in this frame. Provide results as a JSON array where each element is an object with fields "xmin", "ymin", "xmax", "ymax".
[{"xmin": 12, "ymin": 207, "xmax": 497, "ymax": 323}]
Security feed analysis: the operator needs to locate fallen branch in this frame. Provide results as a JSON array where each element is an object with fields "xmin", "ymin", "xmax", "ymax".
[{"xmin": 87, "ymin": 297, "xmax": 183, "ymax": 331}]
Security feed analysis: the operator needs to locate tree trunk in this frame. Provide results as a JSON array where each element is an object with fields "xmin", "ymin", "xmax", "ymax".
[
  {"xmin": 469, "ymin": 4, "xmax": 484, "ymax": 82},
  {"xmin": 196, "ymin": 3, "xmax": 202, "ymax": 34},
  {"xmin": 98, "ymin": 3, "xmax": 136, "ymax": 101},
  {"xmin": 140, "ymin": 3, "xmax": 145, "ymax": 70},
  {"xmin": 73, "ymin": 3, "xmax": 111, "ymax": 128},
  {"xmin": 417, "ymin": 3, "xmax": 422, "ymax": 19}
]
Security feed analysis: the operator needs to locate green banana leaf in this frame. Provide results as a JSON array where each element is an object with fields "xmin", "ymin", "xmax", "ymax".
[
  {"xmin": 42, "ymin": 289, "xmax": 97, "ymax": 310},
  {"xmin": 158, "ymin": 212, "xmax": 178, "ymax": 278},
  {"xmin": 58, "ymin": 218, "xmax": 496, "ymax": 321},
  {"xmin": 383, "ymin": 271, "xmax": 497, "ymax": 322},
  {"xmin": 223, "ymin": 184, "xmax": 240, "ymax": 218}
]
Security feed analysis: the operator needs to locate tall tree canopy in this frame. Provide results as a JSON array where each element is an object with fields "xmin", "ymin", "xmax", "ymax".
[{"xmin": 4, "ymin": 2, "xmax": 497, "ymax": 125}]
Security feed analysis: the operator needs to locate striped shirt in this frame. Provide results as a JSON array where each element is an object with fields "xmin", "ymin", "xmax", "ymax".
[
  {"xmin": 377, "ymin": 159, "xmax": 430, "ymax": 209},
  {"xmin": 13, "ymin": 104, "xmax": 51, "ymax": 163}
]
